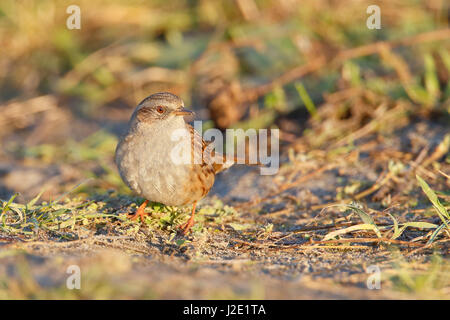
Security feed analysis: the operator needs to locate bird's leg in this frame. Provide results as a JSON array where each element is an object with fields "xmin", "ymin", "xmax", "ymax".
[
  {"xmin": 179, "ymin": 202, "xmax": 197, "ymax": 234},
  {"xmin": 128, "ymin": 200, "xmax": 149, "ymax": 223}
]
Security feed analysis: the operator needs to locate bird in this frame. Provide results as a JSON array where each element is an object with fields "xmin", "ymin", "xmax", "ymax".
[{"xmin": 115, "ymin": 92, "xmax": 247, "ymax": 234}]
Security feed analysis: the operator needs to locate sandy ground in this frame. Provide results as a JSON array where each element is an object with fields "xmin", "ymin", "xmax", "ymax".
[
  {"xmin": 1, "ymin": 158, "xmax": 448, "ymax": 299},
  {"xmin": 0, "ymin": 99, "xmax": 449, "ymax": 299}
]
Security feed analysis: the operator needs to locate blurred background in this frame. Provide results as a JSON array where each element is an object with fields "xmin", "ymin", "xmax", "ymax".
[{"xmin": 0, "ymin": 0, "xmax": 448, "ymax": 202}]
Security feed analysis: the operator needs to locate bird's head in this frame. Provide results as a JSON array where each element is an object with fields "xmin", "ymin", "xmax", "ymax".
[{"xmin": 131, "ymin": 92, "xmax": 194, "ymax": 125}]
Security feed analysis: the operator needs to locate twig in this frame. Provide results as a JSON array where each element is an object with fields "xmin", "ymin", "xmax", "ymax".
[
  {"xmin": 437, "ymin": 170, "xmax": 449, "ymax": 180},
  {"xmin": 308, "ymin": 238, "xmax": 423, "ymax": 247},
  {"xmin": 0, "ymin": 236, "xmax": 25, "ymax": 242},
  {"xmin": 232, "ymin": 236, "xmax": 424, "ymax": 251},
  {"xmin": 333, "ymin": 28, "xmax": 450, "ymax": 62},
  {"xmin": 405, "ymin": 239, "xmax": 450, "ymax": 257}
]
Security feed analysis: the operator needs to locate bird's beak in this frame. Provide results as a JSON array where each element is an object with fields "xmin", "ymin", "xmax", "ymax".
[{"xmin": 173, "ymin": 107, "xmax": 195, "ymax": 116}]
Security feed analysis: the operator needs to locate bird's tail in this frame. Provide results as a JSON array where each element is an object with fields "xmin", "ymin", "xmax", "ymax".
[{"xmin": 212, "ymin": 153, "xmax": 263, "ymax": 173}]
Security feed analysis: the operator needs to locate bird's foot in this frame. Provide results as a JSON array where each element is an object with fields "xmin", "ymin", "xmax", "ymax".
[
  {"xmin": 128, "ymin": 200, "xmax": 149, "ymax": 223},
  {"xmin": 178, "ymin": 216, "xmax": 195, "ymax": 235},
  {"xmin": 178, "ymin": 202, "xmax": 197, "ymax": 235},
  {"xmin": 127, "ymin": 210, "xmax": 150, "ymax": 223}
]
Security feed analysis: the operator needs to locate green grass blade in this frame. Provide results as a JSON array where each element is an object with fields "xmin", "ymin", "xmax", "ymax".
[
  {"xmin": 323, "ymin": 223, "xmax": 381, "ymax": 241},
  {"xmin": 387, "ymin": 212, "xmax": 400, "ymax": 239},
  {"xmin": 416, "ymin": 175, "xmax": 450, "ymax": 227},
  {"xmin": 424, "ymin": 53, "xmax": 440, "ymax": 99},
  {"xmin": 346, "ymin": 204, "xmax": 375, "ymax": 225},
  {"xmin": 392, "ymin": 222, "xmax": 437, "ymax": 240},
  {"xmin": 27, "ymin": 189, "xmax": 46, "ymax": 208},
  {"xmin": 295, "ymin": 82, "xmax": 317, "ymax": 118},
  {"xmin": 426, "ymin": 223, "xmax": 447, "ymax": 245}
]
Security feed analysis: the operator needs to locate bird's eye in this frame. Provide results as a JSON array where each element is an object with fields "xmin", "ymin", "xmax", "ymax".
[{"xmin": 156, "ymin": 106, "xmax": 165, "ymax": 114}]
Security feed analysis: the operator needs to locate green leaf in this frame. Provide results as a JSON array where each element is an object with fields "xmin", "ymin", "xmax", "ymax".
[
  {"xmin": 1, "ymin": 193, "xmax": 19, "ymax": 226},
  {"xmin": 392, "ymin": 222, "xmax": 438, "ymax": 240},
  {"xmin": 27, "ymin": 189, "xmax": 46, "ymax": 208},
  {"xmin": 323, "ymin": 223, "xmax": 381, "ymax": 241},
  {"xmin": 264, "ymin": 86, "xmax": 288, "ymax": 113},
  {"xmin": 439, "ymin": 49, "xmax": 450, "ymax": 73},
  {"xmin": 342, "ymin": 61, "xmax": 361, "ymax": 87},
  {"xmin": 400, "ymin": 222, "xmax": 437, "ymax": 228},
  {"xmin": 387, "ymin": 212, "xmax": 400, "ymax": 239},
  {"xmin": 346, "ymin": 204, "xmax": 375, "ymax": 224},
  {"xmin": 228, "ymin": 223, "xmax": 252, "ymax": 231},
  {"xmin": 416, "ymin": 175, "xmax": 450, "ymax": 226},
  {"xmin": 59, "ymin": 217, "xmax": 76, "ymax": 229},
  {"xmin": 295, "ymin": 82, "xmax": 317, "ymax": 118},
  {"xmin": 324, "ymin": 203, "xmax": 382, "ymax": 238},
  {"xmin": 424, "ymin": 53, "xmax": 440, "ymax": 99},
  {"xmin": 2, "ymin": 193, "xmax": 18, "ymax": 212},
  {"xmin": 427, "ymin": 223, "xmax": 447, "ymax": 245},
  {"xmin": 347, "ymin": 204, "xmax": 381, "ymax": 237},
  {"xmin": 406, "ymin": 84, "xmax": 432, "ymax": 105}
]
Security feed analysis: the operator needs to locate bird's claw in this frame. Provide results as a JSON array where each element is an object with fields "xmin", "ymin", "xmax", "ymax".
[{"xmin": 178, "ymin": 219, "xmax": 194, "ymax": 235}]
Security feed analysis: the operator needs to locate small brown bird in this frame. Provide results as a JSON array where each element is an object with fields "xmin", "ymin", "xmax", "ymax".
[{"xmin": 115, "ymin": 92, "xmax": 242, "ymax": 234}]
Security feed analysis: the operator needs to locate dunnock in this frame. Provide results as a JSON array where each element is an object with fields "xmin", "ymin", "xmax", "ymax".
[{"xmin": 115, "ymin": 92, "xmax": 246, "ymax": 234}]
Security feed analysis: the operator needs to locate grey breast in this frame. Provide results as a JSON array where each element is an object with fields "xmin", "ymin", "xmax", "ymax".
[{"xmin": 115, "ymin": 117, "xmax": 207, "ymax": 206}]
